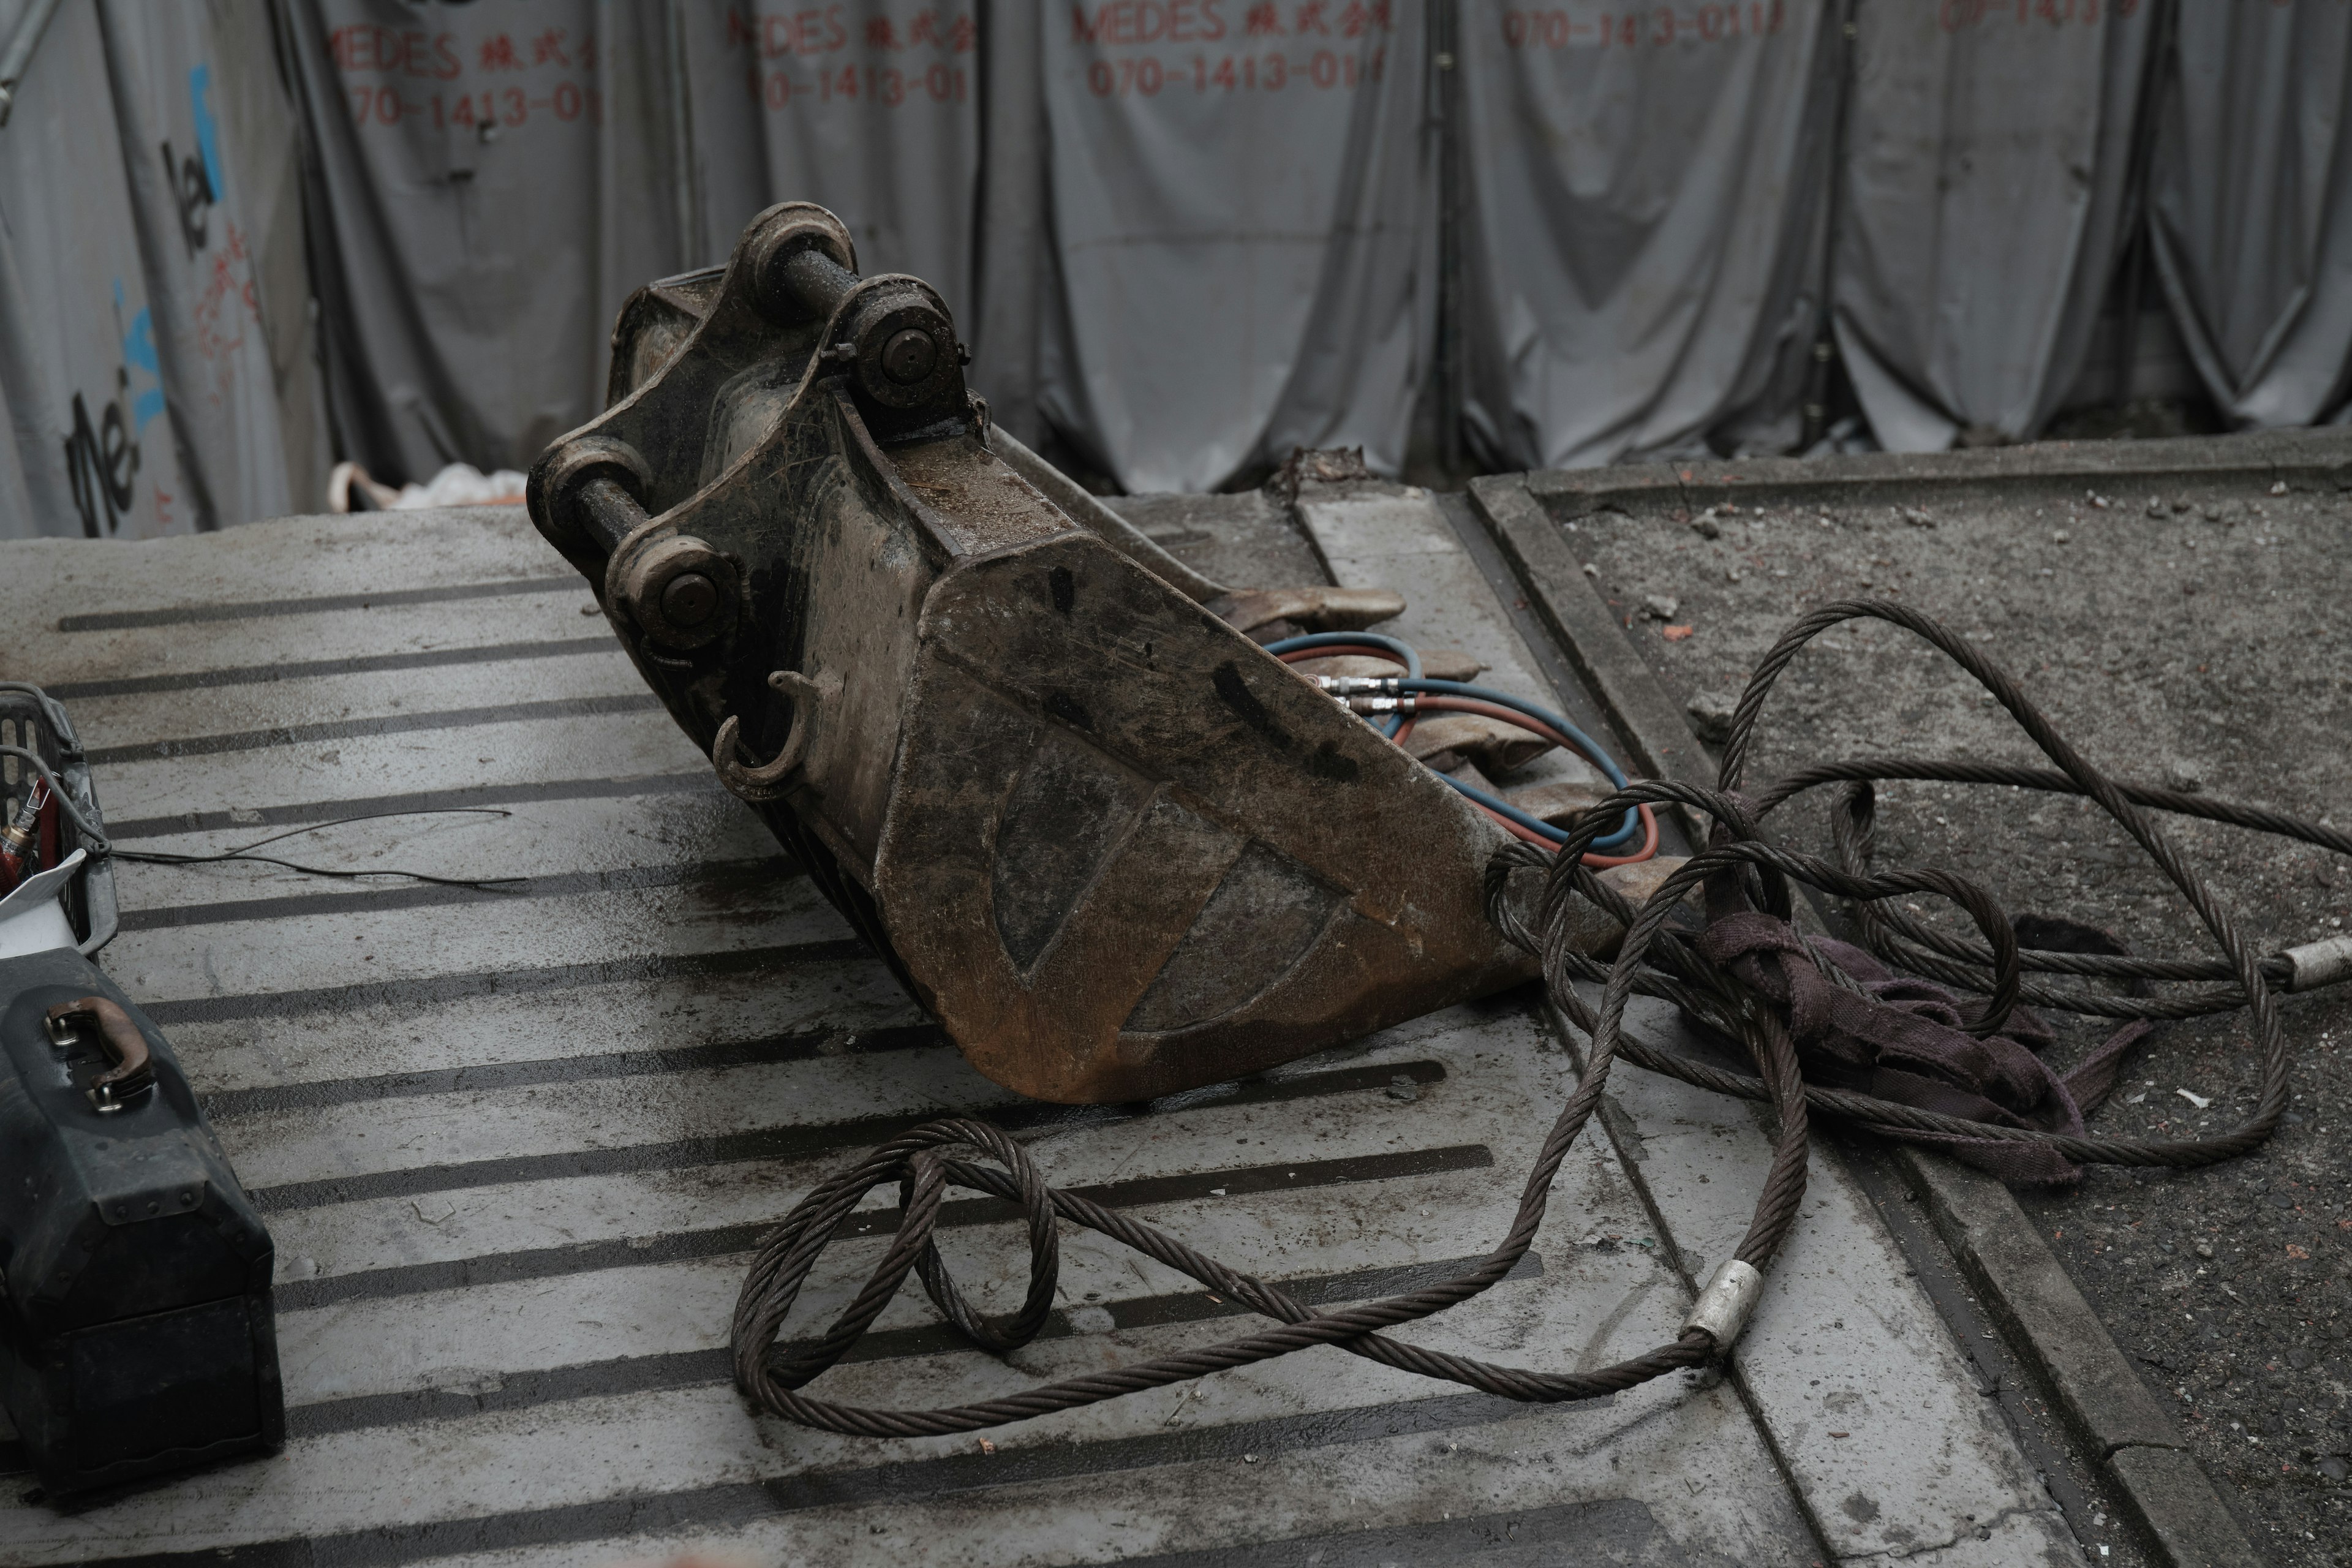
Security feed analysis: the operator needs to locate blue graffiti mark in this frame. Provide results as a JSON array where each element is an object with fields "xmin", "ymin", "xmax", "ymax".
[
  {"xmin": 112, "ymin": 278, "xmax": 165, "ymax": 434},
  {"xmin": 189, "ymin": 64, "xmax": 224, "ymax": 202}
]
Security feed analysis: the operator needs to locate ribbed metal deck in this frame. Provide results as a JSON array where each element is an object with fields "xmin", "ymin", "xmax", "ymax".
[{"xmin": 0, "ymin": 499, "xmax": 2073, "ymax": 1567}]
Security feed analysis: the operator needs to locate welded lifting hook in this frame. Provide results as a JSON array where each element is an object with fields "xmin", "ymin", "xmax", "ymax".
[{"xmin": 712, "ymin": 669, "xmax": 837, "ymax": 803}]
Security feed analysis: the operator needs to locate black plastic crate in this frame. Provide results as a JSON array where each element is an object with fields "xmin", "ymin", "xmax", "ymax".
[{"xmin": 0, "ymin": 684, "xmax": 282, "ymax": 1498}]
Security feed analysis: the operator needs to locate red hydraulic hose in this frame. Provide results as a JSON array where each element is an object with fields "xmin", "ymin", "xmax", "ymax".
[{"xmin": 1277, "ymin": 648, "xmax": 1657, "ymax": 865}]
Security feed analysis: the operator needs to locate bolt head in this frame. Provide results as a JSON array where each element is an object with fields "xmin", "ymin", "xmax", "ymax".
[
  {"xmin": 881, "ymin": 327, "xmax": 939, "ymax": 385},
  {"xmin": 660, "ymin": 571, "xmax": 718, "ymax": 627}
]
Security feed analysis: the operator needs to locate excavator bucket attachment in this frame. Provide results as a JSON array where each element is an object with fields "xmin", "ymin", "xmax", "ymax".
[{"xmin": 526, "ymin": 204, "xmax": 1540, "ymax": 1104}]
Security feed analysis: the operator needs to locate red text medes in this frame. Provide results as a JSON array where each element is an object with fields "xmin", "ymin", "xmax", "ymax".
[
  {"xmin": 329, "ymin": 25, "xmax": 596, "ymax": 78},
  {"xmin": 725, "ymin": 6, "xmax": 978, "ymax": 58},
  {"xmin": 1071, "ymin": 0, "xmax": 1394, "ymax": 47}
]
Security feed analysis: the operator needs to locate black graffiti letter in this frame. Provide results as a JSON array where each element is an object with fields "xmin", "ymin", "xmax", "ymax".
[
  {"xmin": 61, "ymin": 386, "xmax": 139, "ymax": 537},
  {"xmin": 162, "ymin": 139, "xmax": 215, "ymax": 255},
  {"xmin": 64, "ymin": 394, "xmax": 107, "ymax": 537}
]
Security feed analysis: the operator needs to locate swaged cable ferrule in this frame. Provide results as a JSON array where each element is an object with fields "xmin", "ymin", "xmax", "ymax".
[
  {"xmin": 2282, "ymin": 934, "xmax": 2352, "ymax": 992},
  {"xmin": 1681, "ymin": 1259, "xmax": 1766, "ymax": 1352}
]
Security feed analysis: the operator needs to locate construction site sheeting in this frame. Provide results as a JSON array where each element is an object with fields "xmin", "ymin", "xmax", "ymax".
[
  {"xmin": 274, "ymin": 0, "xmax": 684, "ymax": 486},
  {"xmin": 2150, "ymin": 0, "xmax": 2352, "ymax": 428},
  {"xmin": 1456, "ymin": 0, "xmax": 1838, "ymax": 470},
  {"xmin": 1831, "ymin": 1, "xmax": 2154, "ymax": 452},
  {"xmin": 94, "ymin": 0, "xmax": 330, "ymax": 532},
  {"xmin": 0, "ymin": 0, "xmax": 197, "ymax": 540},
  {"xmin": 4, "ymin": 0, "xmax": 2349, "ymax": 539},
  {"xmin": 1035, "ymin": 1, "xmax": 1430, "ymax": 493},
  {"xmin": 676, "ymin": 1, "xmax": 982, "ymax": 323}
]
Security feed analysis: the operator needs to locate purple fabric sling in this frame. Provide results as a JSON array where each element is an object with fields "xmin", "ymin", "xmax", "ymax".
[{"xmin": 1697, "ymin": 911, "xmax": 2154, "ymax": 1186}]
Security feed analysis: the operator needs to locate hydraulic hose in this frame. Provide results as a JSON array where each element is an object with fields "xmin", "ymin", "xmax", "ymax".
[
  {"xmin": 1265, "ymin": 637, "xmax": 1650, "ymax": 854},
  {"xmin": 1264, "ymin": 631, "xmax": 1421, "ymax": 738}
]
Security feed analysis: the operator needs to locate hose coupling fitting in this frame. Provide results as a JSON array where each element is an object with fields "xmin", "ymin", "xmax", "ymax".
[
  {"xmin": 1317, "ymin": 675, "xmax": 1402, "ymax": 696},
  {"xmin": 1680, "ymin": 1259, "xmax": 1765, "ymax": 1352},
  {"xmin": 1344, "ymin": 693, "xmax": 1416, "ymax": 716}
]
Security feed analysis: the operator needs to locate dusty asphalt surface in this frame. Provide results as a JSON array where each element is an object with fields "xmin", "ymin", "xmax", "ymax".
[{"xmin": 1555, "ymin": 464, "xmax": 2352, "ymax": 1564}]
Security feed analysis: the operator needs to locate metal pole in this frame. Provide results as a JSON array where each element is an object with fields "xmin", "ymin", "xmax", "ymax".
[
  {"xmin": 2111, "ymin": 0, "xmax": 2179, "ymax": 409},
  {"xmin": 1796, "ymin": 0, "xmax": 1853, "ymax": 451},
  {"xmin": 1800, "ymin": 0, "xmax": 1862, "ymax": 452},
  {"xmin": 1433, "ymin": 0, "xmax": 1463, "ymax": 477},
  {"xmin": 663, "ymin": 0, "xmax": 701, "ymax": 270},
  {"xmin": 0, "ymin": 0, "xmax": 68, "ymax": 129}
]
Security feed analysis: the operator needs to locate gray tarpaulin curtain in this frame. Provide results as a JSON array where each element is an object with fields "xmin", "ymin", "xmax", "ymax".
[
  {"xmin": 1457, "ymin": 0, "xmax": 1838, "ymax": 472},
  {"xmin": 0, "ymin": 0, "xmax": 168, "ymax": 540},
  {"xmin": 279, "ymin": 0, "xmax": 982, "ymax": 487},
  {"xmin": 1832, "ymin": 1, "xmax": 2152, "ymax": 453},
  {"xmin": 2150, "ymin": 2, "xmax": 2352, "ymax": 428},
  {"xmin": 675, "ymin": 1, "xmax": 982, "ymax": 320},
  {"xmin": 19, "ymin": 0, "xmax": 2352, "ymax": 532},
  {"xmin": 0, "ymin": 0, "xmax": 325, "ymax": 539},
  {"xmin": 278, "ymin": 0, "xmax": 687, "ymax": 486},
  {"xmin": 98, "ymin": 1, "xmax": 330, "ymax": 533},
  {"xmin": 971, "ymin": 0, "xmax": 1049, "ymax": 446},
  {"xmin": 1036, "ymin": 0, "xmax": 1431, "ymax": 494}
]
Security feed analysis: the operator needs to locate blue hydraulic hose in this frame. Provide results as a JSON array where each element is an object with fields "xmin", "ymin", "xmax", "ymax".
[
  {"xmin": 1264, "ymin": 633, "xmax": 1422, "ymax": 739},
  {"xmin": 1398, "ymin": 681, "xmax": 1628, "ymax": 786},
  {"xmin": 1428, "ymin": 771, "xmax": 1610, "ymax": 848},
  {"xmin": 1399, "ymin": 680, "xmax": 1641, "ymax": 849},
  {"xmin": 1266, "ymin": 632, "xmax": 1641, "ymax": 849}
]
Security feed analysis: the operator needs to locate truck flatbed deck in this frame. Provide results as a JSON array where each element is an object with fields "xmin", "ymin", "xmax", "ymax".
[{"xmin": 0, "ymin": 486, "xmax": 2083, "ymax": 1567}]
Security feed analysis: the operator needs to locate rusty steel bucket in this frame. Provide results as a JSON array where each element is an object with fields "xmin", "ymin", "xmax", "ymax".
[{"xmin": 524, "ymin": 203, "xmax": 1545, "ymax": 1104}]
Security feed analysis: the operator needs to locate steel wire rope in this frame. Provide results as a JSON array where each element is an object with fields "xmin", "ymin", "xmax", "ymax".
[
  {"xmin": 1494, "ymin": 601, "xmax": 2321, "ymax": 1167},
  {"xmin": 731, "ymin": 600, "xmax": 2339, "ymax": 1439}
]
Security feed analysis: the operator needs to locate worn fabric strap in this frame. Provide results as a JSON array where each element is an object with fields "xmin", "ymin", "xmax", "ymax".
[{"xmin": 1697, "ymin": 910, "xmax": 2155, "ymax": 1185}]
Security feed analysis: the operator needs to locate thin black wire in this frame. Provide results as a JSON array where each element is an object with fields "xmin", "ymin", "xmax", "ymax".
[
  {"xmin": 5, "ymin": 692, "xmax": 524, "ymax": 894},
  {"xmin": 103, "ymin": 808, "xmax": 528, "ymax": 892}
]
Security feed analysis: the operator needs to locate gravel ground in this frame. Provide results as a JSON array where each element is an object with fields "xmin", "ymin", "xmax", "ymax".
[{"xmin": 1555, "ymin": 466, "xmax": 2352, "ymax": 1564}]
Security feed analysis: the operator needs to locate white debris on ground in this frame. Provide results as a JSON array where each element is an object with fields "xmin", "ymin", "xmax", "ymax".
[{"xmin": 330, "ymin": 461, "xmax": 529, "ymax": 513}]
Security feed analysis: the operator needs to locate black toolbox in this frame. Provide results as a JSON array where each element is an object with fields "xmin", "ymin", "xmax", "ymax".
[{"xmin": 0, "ymin": 684, "xmax": 282, "ymax": 1496}]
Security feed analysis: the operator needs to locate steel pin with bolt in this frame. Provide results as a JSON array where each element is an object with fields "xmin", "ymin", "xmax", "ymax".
[
  {"xmin": 660, "ymin": 571, "xmax": 718, "ymax": 627},
  {"xmin": 882, "ymin": 328, "xmax": 938, "ymax": 385}
]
